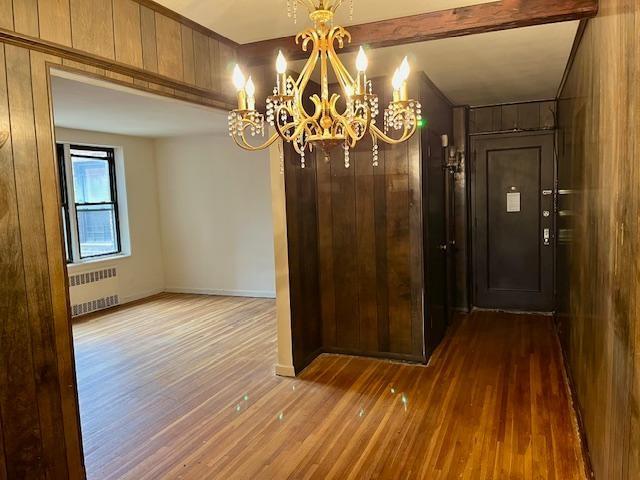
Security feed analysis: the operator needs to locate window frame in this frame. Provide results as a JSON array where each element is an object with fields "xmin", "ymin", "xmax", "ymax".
[
  {"xmin": 57, "ymin": 143, "xmax": 123, "ymax": 263},
  {"xmin": 56, "ymin": 143, "xmax": 73, "ymax": 262}
]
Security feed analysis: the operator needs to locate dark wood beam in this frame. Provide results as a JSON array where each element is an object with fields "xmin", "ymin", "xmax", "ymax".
[{"xmin": 238, "ymin": 0, "xmax": 598, "ymax": 65}]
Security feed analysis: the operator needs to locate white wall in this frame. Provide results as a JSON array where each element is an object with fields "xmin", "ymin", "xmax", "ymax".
[
  {"xmin": 55, "ymin": 128, "xmax": 165, "ymax": 305},
  {"xmin": 155, "ymin": 134, "xmax": 275, "ymax": 297}
]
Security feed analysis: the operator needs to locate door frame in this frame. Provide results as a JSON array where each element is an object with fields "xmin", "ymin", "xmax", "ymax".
[
  {"xmin": 468, "ymin": 130, "xmax": 557, "ymax": 311},
  {"xmin": 44, "ymin": 63, "xmax": 238, "ymax": 475}
]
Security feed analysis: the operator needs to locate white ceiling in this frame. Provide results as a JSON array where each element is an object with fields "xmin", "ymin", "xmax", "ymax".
[
  {"xmin": 155, "ymin": 0, "xmax": 492, "ymax": 44},
  {"xmin": 289, "ymin": 21, "xmax": 579, "ymax": 105},
  {"xmin": 51, "ymin": 73, "xmax": 228, "ymax": 138}
]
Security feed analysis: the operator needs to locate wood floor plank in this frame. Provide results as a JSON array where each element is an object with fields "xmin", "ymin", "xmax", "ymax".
[{"xmin": 73, "ymin": 294, "xmax": 587, "ymax": 480}]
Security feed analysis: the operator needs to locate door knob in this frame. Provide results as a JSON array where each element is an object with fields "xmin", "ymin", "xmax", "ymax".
[{"xmin": 439, "ymin": 244, "xmax": 447, "ymax": 251}]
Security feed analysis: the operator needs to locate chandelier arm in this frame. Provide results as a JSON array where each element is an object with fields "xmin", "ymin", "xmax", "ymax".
[
  {"xmin": 232, "ymin": 131, "xmax": 281, "ymax": 151},
  {"xmin": 328, "ymin": 97, "xmax": 369, "ymax": 146},
  {"xmin": 273, "ymin": 96, "xmax": 322, "ymax": 143},
  {"xmin": 293, "ymin": 30, "xmax": 320, "ymax": 119},
  {"xmin": 370, "ymin": 122, "xmax": 417, "ymax": 145},
  {"xmin": 326, "ymin": 27, "xmax": 355, "ymax": 94},
  {"xmin": 275, "ymin": 115, "xmax": 318, "ymax": 145}
]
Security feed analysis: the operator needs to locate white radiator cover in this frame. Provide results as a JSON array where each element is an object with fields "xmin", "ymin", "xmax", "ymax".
[{"xmin": 69, "ymin": 267, "xmax": 120, "ymax": 317}]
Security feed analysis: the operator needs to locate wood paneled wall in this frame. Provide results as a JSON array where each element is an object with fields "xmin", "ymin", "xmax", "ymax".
[
  {"xmin": 556, "ymin": 1, "xmax": 640, "ymax": 478},
  {"xmin": 285, "ymin": 74, "xmax": 453, "ymax": 367},
  {"xmin": 0, "ymin": 0, "xmax": 237, "ymax": 106},
  {"xmin": 283, "ymin": 143, "xmax": 323, "ymax": 372},
  {"xmin": 469, "ymin": 100, "xmax": 556, "ymax": 135},
  {"xmin": 0, "ymin": 1, "xmax": 239, "ymax": 477}
]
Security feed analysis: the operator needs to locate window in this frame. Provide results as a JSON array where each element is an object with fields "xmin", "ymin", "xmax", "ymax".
[{"xmin": 57, "ymin": 144, "xmax": 122, "ymax": 262}]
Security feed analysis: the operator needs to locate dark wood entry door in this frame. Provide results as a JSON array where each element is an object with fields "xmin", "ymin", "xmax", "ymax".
[
  {"xmin": 471, "ymin": 132, "xmax": 555, "ymax": 311},
  {"xmin": 423, "ymin": 129, "xmax": 450, "ymax": 355}
]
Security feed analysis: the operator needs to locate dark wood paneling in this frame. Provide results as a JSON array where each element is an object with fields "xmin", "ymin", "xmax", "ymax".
[
  {"xmin": 330, "ymin": 151, "xmax": 359, "ymax": 350},
  {"xmin": 355, "ymin": 141, "xmax": 379, "ymax": 352},
  {"xmin": 7, "ymin": 44, "xmax": 69, "ymax": 479},
  {"xmin": 470, "ymin": 101, "xmax": 557, "ymax": 134},
  {"xmin": 288, "ymin": 74, "xmax": 451, "ymax": 361},
  {"xmin": 317, "ymin": 150, "xmax": 336, "ymax": 347},
  {"xmin": 209, "ymin": 38, "xmax": 221, "ymax": 92},
  {"xmin": 218, "ymin": 41, "xmax": 235, "ymax": 90},
  {"xmin": 193, "ymin": 30, "xmax": 212, "ymax": 90},
  {"xmin": 284, "ymin": 145, "xmax": 322, "ymax": 372},
  {"xmin": 0, "ymin": 43, "xmax": 46, "ymax": 480},
  {"xmin": 420, "ymin": 75, "xmax": 454, "ymax": 352},
  {"xmin": 180, "ymin": 25, "xmax": 195, "ymax": 85},
  {"xmin": 556, "ymin": 1, "xmax": 640, "ymax": 479},
  {"xmin": 239, "ymin": 0, "xmax": 599, "ymax": 65}
]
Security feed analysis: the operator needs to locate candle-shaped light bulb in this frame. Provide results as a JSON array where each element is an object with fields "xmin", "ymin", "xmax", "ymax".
[
  {"xmin": 392, "ymin": 68, "xmax": 403, "ymax": 102},
  {"xmin": 276, "ymin": 51, "xmax": 288, "ymax": 74},
  {"xmin": 392, "ymin": 68, "xmax": 403, "ymax": 91},
  {"xmin": 399, "ymin": 56, "xmax": 410, "ymax": 81},
  {"xmin": 232, "ymin": 65, "xmax": 246, "ymax": 91},
  {"xmin": 398, "ymin": 57, "xmax": 410, "ymax": 100},
  {"xmin": 356, "ymin": 47, "xmax": 368, "ymax": 73},
  {"xmin": 355, "ymin": 46, "xmax": 368, "ymax": 94},
  {"xmin": 276, "ymin": 51, "xmax": 288, "ymax": 95},
  {"xmin": 245, "ymin": 76, "xmax": 256, "ymax": 97},
  {"xmin": 232, "ymin": 65, "xmax": 247, "ymax": 110},
  {"xmin": 245, "ymin": 76, "xmax": 256, "ymax": 110}
]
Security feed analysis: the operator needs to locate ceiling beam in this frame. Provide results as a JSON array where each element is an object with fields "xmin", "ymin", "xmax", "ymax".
[{"xmin": 238, "ymin": 0, "xmax": 598, "ymax": 65}]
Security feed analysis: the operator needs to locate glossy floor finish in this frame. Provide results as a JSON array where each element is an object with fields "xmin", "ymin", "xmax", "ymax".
[{"xmin": 73, "ymin": 294, "xmax": 587, "ymax": 480}]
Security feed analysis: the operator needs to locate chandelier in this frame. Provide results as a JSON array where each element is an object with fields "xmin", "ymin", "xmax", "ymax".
[{"xmin": 228, "ymin": 0, "xmax": 421, "ymax": 169}]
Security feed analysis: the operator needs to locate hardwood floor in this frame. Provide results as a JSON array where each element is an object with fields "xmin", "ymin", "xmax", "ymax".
[{"xmin": 73, "ymin": 293, "xmax": 587, "ymax": 480}]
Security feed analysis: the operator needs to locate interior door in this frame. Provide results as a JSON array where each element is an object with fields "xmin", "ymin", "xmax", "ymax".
[
  {"xmin": 471, "ymin": 132, "xmax": 555, "ymax": 311},
  {"xmin": 423, "ymin": 129, "xmax": 448, "ymax": 354}
]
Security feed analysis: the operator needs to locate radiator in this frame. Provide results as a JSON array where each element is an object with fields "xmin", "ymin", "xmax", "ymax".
[{"xmin": 69, "ymin": 266, "xmax": 120, "ymax": 317}]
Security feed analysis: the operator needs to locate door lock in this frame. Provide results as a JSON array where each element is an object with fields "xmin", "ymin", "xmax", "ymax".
[{"xmin": 543, "ymin": 228, "xmax": 550, "ymax": 246}]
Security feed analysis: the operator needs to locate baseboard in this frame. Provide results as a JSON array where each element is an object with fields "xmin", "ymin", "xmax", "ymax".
[
  {"xmin": 274, "ymin": 364, "xmax": 296, "ymax": 377},
  {"xmin": 553, "ymin": 315, "xmax": 595, "ymax": 479},
  {"xmin": 119, "ymin": 288, "xmax": 164, "ymax": 305},
  {"xmin": 165, "ymin": 287, "xmax": 276, "ymax": 299},
  {"xmin": 324, "ymin": 347, "xmax": 426, "ymax": 364}
]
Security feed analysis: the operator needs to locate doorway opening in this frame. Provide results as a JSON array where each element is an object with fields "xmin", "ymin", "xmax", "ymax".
[
  {"xmin": 468, "ymin": 103, "xmax": 557, "ymax": 312},
  {"xmin": 49, "ymin": 70, "xmax": 276, "ymax": 479}
]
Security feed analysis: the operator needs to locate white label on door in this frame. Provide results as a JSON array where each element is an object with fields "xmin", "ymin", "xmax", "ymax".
[{"xmin": 506, "ymin": 192, "xmax": 521, "ymax": 213}]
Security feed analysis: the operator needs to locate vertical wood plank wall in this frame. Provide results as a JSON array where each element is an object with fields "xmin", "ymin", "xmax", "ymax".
[
  {"xmin": 556, "ymin": 1, "xmax": 640, "ymax": 479},
  {"xmin": 283, "ymin": 143, "xmax": 323, "ymax": 372},
  {"xmin": 0, "ymin": 1, "xmax": 238, "ymax": 477},
  {"xmin": 285, "ymin": 74, "xmax": 453, "ymax": 368}
]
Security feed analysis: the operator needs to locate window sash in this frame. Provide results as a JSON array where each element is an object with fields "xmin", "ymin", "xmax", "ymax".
[{"xmin": 57, "ymin": 143, "xmax": 122, "ymax": 262}]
